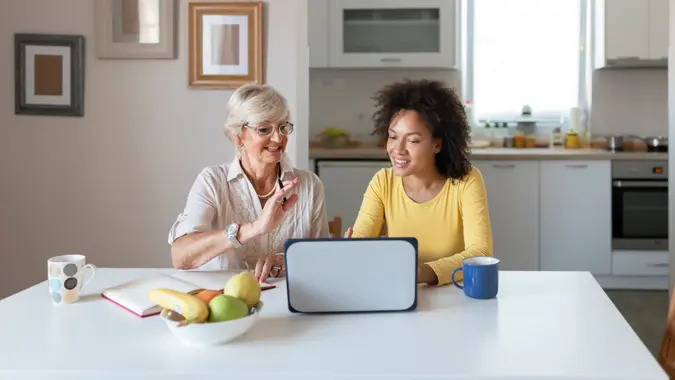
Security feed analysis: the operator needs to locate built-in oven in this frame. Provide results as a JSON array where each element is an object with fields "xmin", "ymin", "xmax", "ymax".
[{"xmin": 611, "ymin": 160, "xmax": 668, "ymax": 251}]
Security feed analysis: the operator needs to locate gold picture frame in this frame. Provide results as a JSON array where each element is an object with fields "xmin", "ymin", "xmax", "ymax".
[
  {"xmin": 94, "ymin": 0, "xmax": 177, "ymax": 59},
  {"xmin": 188, "ymin": 2, "xmax": 264, "ymax": 88}
]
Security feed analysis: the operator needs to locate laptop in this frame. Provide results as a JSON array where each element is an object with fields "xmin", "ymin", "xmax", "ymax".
[{"xmin": 283, "ymin": 237, "xmax": 418, "ymax": 314}]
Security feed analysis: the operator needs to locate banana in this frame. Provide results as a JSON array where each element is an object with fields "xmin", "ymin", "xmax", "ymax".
[{"xmin": 148, "ymin": 288, "xmax": 209, "ymax": 326}]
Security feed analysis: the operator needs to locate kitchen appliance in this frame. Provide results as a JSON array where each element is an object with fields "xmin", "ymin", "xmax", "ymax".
[
  {"xmin": 611, "ymin": 160, "xmax": 668, "ymax": 251},
  {"xmin": 644, "ymin": 136, "xmax": 668, "ymax": 152},
  {"xmin": 607, "ymin": 135, "xmax": 624, "ymax": 152}
]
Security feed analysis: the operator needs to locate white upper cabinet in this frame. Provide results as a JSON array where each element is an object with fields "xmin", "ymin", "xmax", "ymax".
[
  {"xmin": 648, "ymin": 0, "xmax": 669, "ymax": 60},
  {"xmin": 594, "ymin": 0, "xmax": 668, "ymax": 68},
  {"xmin": 309, "ymin": 0, "xmax": 330, "ymax": 68},
  {"xmin": 326, "ymin": 0, "xmax": 459, "ymax": 68}
]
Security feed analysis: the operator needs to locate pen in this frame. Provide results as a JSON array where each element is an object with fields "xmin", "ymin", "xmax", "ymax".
[{"xmin": 277, "ymin": 166, "xmax": 286, "ymax": 204}]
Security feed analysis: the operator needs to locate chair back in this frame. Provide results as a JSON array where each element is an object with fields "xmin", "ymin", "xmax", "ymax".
[
  {"xmin": 658, "ymin": 287, "xmax": 675, "ymax": 378},
  {"xmin": 328, "ymin": 217, "xmax": 342, "ymax": 238}
]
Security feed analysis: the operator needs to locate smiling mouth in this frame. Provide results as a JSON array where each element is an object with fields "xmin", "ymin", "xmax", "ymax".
[
  {"xmin": 392, "ymin": 158, "xmax": 410, "ymax": 168},
  {"xmin": 265, "ymin": 146, "xmax": 281, "ymax": 152}
]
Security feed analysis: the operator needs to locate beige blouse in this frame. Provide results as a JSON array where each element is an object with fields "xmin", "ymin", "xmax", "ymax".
[{"xmin": 168, "ymin": 153, "xmax": 330, "ymax": 270}]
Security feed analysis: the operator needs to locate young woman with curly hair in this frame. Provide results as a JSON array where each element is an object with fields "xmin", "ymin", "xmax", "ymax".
[{"xmin": 345, "ymin": 79, "xmax": 494, "ymax": 286}]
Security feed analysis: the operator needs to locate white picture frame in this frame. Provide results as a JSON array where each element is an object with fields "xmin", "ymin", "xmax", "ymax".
[{"xmin": 95, "ymin": 0, "xmax": 177, "ymax": 59}]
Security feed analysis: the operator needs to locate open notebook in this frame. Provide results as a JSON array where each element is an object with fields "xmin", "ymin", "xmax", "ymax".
[{"xmin": 101, "ymin": 270, "xmax": 275, "ymax": 318}]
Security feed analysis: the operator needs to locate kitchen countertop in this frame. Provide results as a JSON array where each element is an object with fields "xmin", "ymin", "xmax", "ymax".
[{"xmin": 310, "ymin": 146, "xmax": 669, "ymax": 161}]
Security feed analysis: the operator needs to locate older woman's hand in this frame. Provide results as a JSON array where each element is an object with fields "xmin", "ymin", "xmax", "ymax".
[
  {"xmin": 254, "ymin": 253, "xmax": 285, "ymax": 282},
  {"xmin": 254, "ymin": 178, "xmax": 299, "ymax": 235}
]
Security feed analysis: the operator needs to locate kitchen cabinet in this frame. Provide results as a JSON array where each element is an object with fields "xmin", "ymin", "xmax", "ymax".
[
  {"xmin": 648, "ymin": 0, "xmax": 669, "ymax": 60},
  {"xmin": 308, "ymin": 0, "xmax": 330, "ymax": 68},
  {"xmin": 539, "ymin": 160, "xmax": 612, "ymax": 275},
  {"xmin": 594, "ymin": 0, "xmax": 668, "ymax": 68},
  {"xmin": 327, "ymin": 0, "xmax": 459, "ymax": 68},
  {"xmin": 316, "ymin": 160, "xmax": 391, "ymax": 229},
  {"xmin": 472, "ymin": 160, "xmax": 540, "ymax": 271}
]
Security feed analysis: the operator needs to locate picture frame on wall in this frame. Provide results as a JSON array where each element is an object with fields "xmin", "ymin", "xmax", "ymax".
[
  {"xmin": 188, "ymin": 2, "xmax": 264, "ymax": 89},
  {"xmin": 14, "ymin": 33, "xmax": 85, "ymax": 117},
  {"xmin": 94, "ymin": 0, "xmax": 177, "ymax": 59}
]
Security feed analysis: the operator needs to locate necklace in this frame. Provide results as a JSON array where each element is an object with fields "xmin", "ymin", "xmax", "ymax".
[
  {"xmin": 255, "ymin": 169, "xmax": 281, "ymax": 199},
  {"xmin": 243, "ymin": 161, "xmax": 282, "ymax": 199},
  {"xmin": 256, "ymin": 180, "xmax": 278, "ymax": 199}
]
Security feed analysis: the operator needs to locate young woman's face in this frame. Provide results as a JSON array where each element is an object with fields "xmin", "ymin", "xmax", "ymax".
[{"xmin": 386, "ymin": 110, "xmax": 441, "ymax": 177}]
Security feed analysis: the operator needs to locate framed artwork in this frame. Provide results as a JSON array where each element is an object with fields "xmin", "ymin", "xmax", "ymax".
[
  {"xmin": 14, "ymin": 33, "xmax": 85, "ymax": 117},
  {"xmin": 94, "ymin": 0, "xmax": 177, "ymax": 59},
  {"xmin": 188, "ymin": 2, "xmax": 263, "ymax": 88}
]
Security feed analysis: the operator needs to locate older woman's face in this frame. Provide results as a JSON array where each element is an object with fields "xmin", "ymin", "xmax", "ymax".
[
  {"xmin": 386, "ymin": 110, "xmax": 440, "ymax": 177},
  {"xmin": 239, "ymin": 120, "xmax": 291, "ymax": 165}
]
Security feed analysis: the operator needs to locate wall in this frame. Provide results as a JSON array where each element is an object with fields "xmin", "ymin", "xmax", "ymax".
[
  {"xmin": 309, "ymin": 67, "xmax": 668, "ymax": 139},
  {"xmin": 592, "ymin": 69, "xmax": 668, "ymax": 136},
  {"xmin": 309, "ymin": 69, "xmax": 461, "ymax": 139},
  {"xmin": 0, "ymin": 0, "xmax": 309, "ymax": 299}
]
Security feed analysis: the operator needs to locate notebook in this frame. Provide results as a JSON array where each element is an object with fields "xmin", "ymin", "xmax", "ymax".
[{"xmin": 101, "ymin": 270, "xmax": 275, "ymax": 318}]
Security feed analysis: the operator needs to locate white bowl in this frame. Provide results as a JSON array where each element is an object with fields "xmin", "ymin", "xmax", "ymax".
[{"xmin": 160, "ymin": 301, "xmax": 263, "ymax": 347}]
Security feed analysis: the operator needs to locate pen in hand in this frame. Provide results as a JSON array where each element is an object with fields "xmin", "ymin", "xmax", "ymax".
[{"xmin": 277, "ymin": 168, "xmax": 287, "ymax": 204}]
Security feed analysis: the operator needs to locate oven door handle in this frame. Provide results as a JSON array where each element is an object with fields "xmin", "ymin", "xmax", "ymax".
[{"xmin": 612, "ymin": 180, "xmax": 668, "ymax": 188}]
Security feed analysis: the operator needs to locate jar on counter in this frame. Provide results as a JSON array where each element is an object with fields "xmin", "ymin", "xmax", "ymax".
[
  {"xmin": 514, "ymin": 132, "xmax": 526, "ymax": 148},
  {"xmin": 564, "ymin": 129, "xmax": 581, "ymax": 149}
]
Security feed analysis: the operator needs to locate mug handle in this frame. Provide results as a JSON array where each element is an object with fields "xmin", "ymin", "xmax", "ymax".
[
  {"xmin": 451, "ymin": 267, "xmax": 464, "ymax": 289},
  {"xmin": 81, "ymin": 264, "xmax": 97, "ymax": 289}
]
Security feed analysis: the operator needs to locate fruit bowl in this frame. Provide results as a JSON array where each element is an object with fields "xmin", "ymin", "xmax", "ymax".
[{"xmin": 160, "ymin": 301, "xmax": 264, "ymax": 347}]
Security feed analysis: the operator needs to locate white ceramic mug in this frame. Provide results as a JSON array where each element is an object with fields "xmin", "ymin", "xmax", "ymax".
[{"xmin": 47, "ymin": 254, "xmax": 96, "ymax": 304}]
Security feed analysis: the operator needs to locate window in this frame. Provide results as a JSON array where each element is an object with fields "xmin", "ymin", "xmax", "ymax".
[{"xmin": 463, "ymin": 0, "xmax": 589, "ymax": 126}]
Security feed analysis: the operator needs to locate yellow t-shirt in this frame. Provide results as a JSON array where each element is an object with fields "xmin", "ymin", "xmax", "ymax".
[{"xmin": 352, "ymin": 166, "xmax": 493, "ymax": 286}]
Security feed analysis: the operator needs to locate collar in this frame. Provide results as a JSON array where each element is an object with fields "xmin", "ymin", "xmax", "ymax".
[{"xmin": 226, "ymin": 152, "xmax": 294, "ymax": 182}]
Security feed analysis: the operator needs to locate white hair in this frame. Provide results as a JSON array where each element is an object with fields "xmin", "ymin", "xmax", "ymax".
[{"xmin": 223, "ymin": 84, "xmax": 291, "ymax": 140}]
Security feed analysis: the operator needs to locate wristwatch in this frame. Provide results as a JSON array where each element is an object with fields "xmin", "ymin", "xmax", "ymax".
[{"xmin": 226, "ymin": 223, "xmax": 243, "ymax": 248}]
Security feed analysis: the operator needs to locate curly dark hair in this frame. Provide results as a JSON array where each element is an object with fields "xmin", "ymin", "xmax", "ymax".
[{"xmin": 371, "ymin": 79, "xmax": 472, "ymax": 180}]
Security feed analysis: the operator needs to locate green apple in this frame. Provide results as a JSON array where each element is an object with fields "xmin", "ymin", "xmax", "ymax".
[{"xmin": 207, "ymin": 295, "xmax": 249, "ymax": 323}]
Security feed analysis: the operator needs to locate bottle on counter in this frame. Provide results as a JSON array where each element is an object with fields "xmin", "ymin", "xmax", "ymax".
[{"xmin": 550, "ymin": 127, "xmax": 564, "ymax": 148}]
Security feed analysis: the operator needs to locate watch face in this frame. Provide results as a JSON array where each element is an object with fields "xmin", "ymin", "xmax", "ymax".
[{"xmin": 227, "ymin": 224, "xmax": 238, "ymax": 235}]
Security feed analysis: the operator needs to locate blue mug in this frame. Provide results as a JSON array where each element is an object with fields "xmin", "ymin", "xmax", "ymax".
[{"xmin": 451, "ymin": 257, "xmax": 500, "ymax": 299}]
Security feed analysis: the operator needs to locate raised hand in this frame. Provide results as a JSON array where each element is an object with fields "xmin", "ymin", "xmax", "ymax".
[{"xmin": 254, "ymin": 178, "xmax": 299, "ymax": 235}]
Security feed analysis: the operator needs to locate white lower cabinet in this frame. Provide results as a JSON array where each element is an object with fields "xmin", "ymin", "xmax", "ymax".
[
  {"xmin": 472, "ymin": 160, "xmax": 540, "ymax": 271},
  {"xmin": 540, "ymin": 161, "xmax": 612, "ymax": 275},
  {"xmin": 316, "ymin": 160, "xmax": 391, "ymax": 229}
]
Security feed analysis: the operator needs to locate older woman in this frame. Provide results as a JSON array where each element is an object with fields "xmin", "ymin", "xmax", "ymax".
[
  {"xmin": 168, "ymin": 84, "xmax": 330, "ymax": 281},
  {"xmin": 345, "ymin": 79, "xmax": 493, "ymax": 286}
]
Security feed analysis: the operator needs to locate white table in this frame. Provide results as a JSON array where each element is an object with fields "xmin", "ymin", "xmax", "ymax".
[{"xmin": 0, "ymin": 268, "xmax": 667, "ymax": 380}]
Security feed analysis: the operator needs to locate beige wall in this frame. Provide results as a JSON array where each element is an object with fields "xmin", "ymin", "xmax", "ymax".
[
  {"xmin": 0, "ymin": 0, "xmax": 309, "ymax": 299},
  {"xmin": 310, "ymin": 68, "xmax": 668, "ymax": 138},
  {"xmin": 591, "ymin": 69, "xmax": 668, "ymax": 136}
]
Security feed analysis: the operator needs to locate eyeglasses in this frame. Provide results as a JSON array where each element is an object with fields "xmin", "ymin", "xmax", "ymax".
[{"xmin": 242, "ymin": 122, "xmax": 294, "ymax": 137}]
